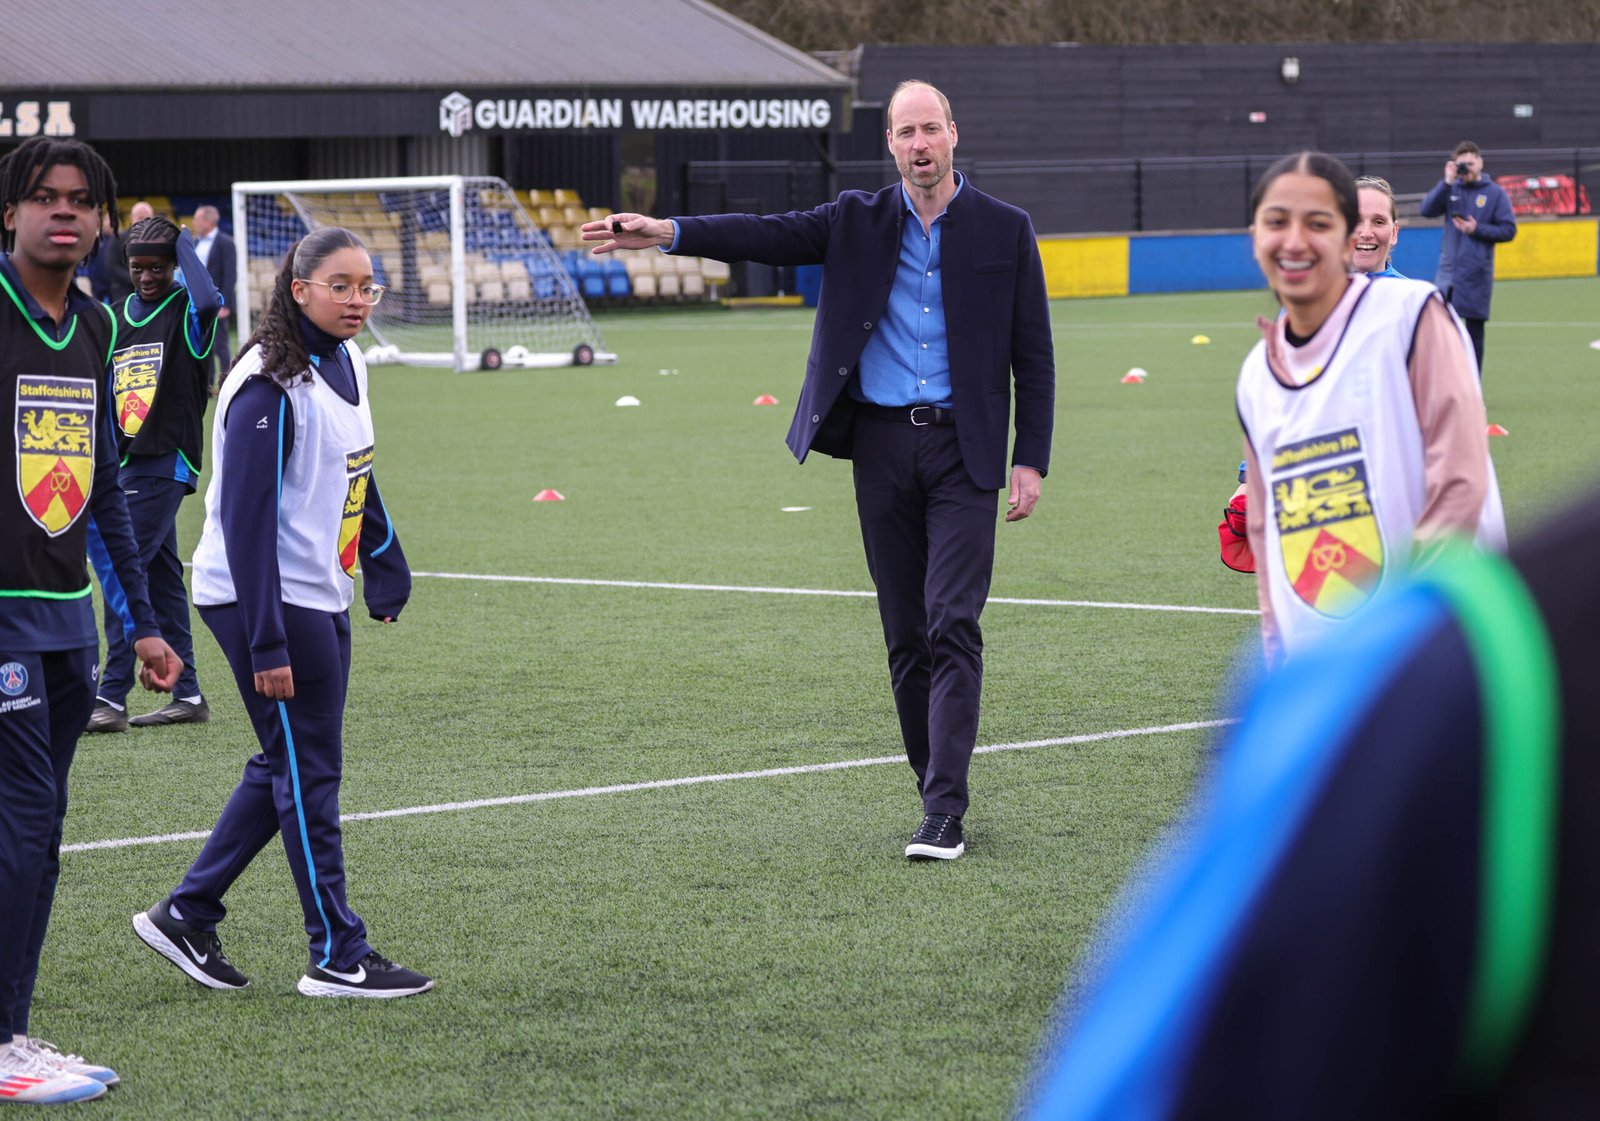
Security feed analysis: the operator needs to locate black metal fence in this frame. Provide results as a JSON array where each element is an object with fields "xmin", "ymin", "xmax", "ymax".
[{"xmin": 683, "ymin": 148, "xmax": 1600, "ymax": 236}]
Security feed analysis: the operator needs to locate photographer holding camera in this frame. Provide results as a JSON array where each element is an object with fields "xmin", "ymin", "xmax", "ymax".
[{"xmin": 1419, "ymin": 141, "xmax": 1517, "ymax": 377}]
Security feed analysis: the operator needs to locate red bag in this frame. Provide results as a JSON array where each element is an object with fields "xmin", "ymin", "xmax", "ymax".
[{"xmin": 1218, "ymin": 484, "xmax": 1255, "ymax": 573}]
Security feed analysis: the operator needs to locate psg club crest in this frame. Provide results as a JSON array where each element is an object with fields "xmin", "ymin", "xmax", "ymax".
[
  {"xmin": 15, "ymin": 375, "xmax": 96, "ymax": 537},
  {"xmin": 0, "ymin": 662, "xmax": 28, "ymax": 696},
  {"xmin": 112, "ymin": 342, "xmax": 163, "ymax": 435},
  {"xmin": 1272, "ymin": 427, "xmax": 1385, "ymax": 618},
  {"xmin": 339, "ymin": 445, "xmax": 374, "ymax": 577}
]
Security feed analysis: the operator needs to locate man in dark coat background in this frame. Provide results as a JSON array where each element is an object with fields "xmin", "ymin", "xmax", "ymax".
[
  {"xmin": 1420, "ymin": 141, "xmax": 1517, "ymax": 376},
  {"xmin": 190, "ymin": 205, "xmax": 236, "ymax": 392}
]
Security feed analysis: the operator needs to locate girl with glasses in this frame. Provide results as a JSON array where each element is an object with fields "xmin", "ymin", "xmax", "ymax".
[{"xmin": 133, "ymin": 227, "xmax": 432, "ymax": 999}]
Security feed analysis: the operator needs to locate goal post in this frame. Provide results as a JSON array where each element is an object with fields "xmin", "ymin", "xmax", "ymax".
[{"xmin": 230, "ymin": 175, "xmax": 616, "ymax": 372}]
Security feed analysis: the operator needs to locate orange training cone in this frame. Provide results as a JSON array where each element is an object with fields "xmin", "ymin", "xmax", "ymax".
[
  {"xmin": 533, "ymin": 489, "xmax": 566, "ymax": 502},
  {"xmin": 1486, "ymin": 423, "xmax": 1509, "ymax": 436},
  {"xmin": 753, "ymin": 394, "xmax": 779, "ymax": 406}
]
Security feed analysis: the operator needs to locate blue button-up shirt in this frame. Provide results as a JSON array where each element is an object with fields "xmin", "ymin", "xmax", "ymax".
[{"xmin": 852, "ymin": 173, "xmax": 965, "ymax": 409}]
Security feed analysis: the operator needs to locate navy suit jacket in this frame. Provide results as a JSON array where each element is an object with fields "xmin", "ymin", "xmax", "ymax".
[
  {"xmin": 203, "ymin": 230, "xmax": 237, "ymax": 310},
  {"xmin": 673, "ymin": 180, "xmax": 1054, "ymax": 491}
]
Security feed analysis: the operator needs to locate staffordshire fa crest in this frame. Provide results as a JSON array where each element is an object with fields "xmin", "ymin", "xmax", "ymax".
[
  {"xmin": 339, "ymin": 445, "xmax": 374, "ymax": 576},
  {"xmin": 16, "ymin": 375, "xmax": 96, "ymax": 536},
  {"xmin": 1272, "ymin": 427, "xmax": 1384, "ymax": 617},
  {"xmin": 112, "ymin": 342, "xmax": 162, "ymax": 435}
]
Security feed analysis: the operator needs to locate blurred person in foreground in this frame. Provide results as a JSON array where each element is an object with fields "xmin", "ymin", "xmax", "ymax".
[{"xmin": 1022, "ymin": 488, "xmax": 1600, "ymax": 1118}]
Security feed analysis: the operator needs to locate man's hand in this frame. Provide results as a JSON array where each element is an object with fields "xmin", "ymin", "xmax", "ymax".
[
  {"xmin": 133, "ymin": 636, "xmax": 182, "ymax": 692},
  {"xmin": 1452, "ymin": 214, "xmax": 1478, "ymax": 237},
  {"xmin": 579, "ymin": 213, "xmax": 674, "ymax": 254},
  {"xmin": 1006, "ymin": 466, "xmax": 1042, "ymax": 522},
  {"xmin": 254, "ymin": 666, "xmax": 294, "ymax": 701},
  {"xmin": 1443, "ymin": 159, "xmax": 1458, "ymax": 184}
]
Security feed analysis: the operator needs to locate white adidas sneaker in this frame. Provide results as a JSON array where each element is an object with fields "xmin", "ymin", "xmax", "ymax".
[
  {"xmin": 23, "ymin": 1038, "xmax": 119, "ymax": 1088},
  {"xmin": 0, "ymin": 1041, "xmax": 107, "ymax": 1104}
]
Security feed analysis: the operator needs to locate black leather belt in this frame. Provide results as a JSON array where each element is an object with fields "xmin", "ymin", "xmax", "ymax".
[{"xmin": 855, "ymin": 402, "xmax": 955, "ymax": 426}]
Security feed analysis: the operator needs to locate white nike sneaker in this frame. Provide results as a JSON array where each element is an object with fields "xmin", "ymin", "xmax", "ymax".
[
  {"xmin": 22, "ymin": 1038, "xmax": 119, "ymax": 1087},
  {"xmin": 0, "ymin": 1041, "xmax": 107, "ymax": 1104},
  {"xmin": 297, "ymin": 951, "xmax": 434, "ymax": 998}
]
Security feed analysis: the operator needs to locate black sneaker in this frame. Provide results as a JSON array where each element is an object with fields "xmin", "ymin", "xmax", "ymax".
[
  {"xmin": 905, "ymin": 813, "xmax": 965, "ymax": 860},
  {"xmin": 297, "ymin": 951, "xmax": 434, "ymax": 999},
  {"xmin": 129, "ymin": 697, "xmax": 211, "ymax": 727},
  {"xmin": 132, "ymin": 900, "xmax": 249, "ymax": 989},
  {"xmin": 83, "ymin": 700, "xmax": 128, "ymax": 734}
]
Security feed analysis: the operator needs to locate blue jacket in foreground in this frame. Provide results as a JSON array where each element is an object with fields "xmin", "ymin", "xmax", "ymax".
[
  {"xmin": 671, "ymin": 180, "xmax": 1055, "ymax": 491},
  {"xmin": 1419, "ymin": 176, "xmax": 1517, "ymax": 319}
]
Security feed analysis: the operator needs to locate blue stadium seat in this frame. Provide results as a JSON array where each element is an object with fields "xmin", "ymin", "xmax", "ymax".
[{"xmin": 604, "ymin": 260, "xmax": 630, "ymax": 299}]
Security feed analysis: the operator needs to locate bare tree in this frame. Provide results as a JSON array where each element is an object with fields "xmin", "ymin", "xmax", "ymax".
[{"xmin": 712, "ymin": 0, "xmax": 1600, "ymax": 49}]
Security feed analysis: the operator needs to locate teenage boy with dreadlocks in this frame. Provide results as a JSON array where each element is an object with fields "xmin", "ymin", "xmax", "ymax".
[
  {"xmin": 83, "ymin": 215, "xmax": 222, "ymax": 734},
  {"xmin": 0, "ymin": 137, "xmax": 181, "ymax": 1103}
]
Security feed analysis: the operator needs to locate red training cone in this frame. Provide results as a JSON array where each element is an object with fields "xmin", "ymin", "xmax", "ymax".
[
  {"xmin": 1486, "ymin": 423, "xmax": 1509, "ymax": 436},
  {"xmin": 1120, "ymin": 372, "xmax": 1145, "ymax": 384},
  {"xmin": 753, "ymin": 394, "xmax": 779, "ymax": 406},
  {"xmin": 533, "ymin": 489, "xmax": 566, "ymax": 502}
]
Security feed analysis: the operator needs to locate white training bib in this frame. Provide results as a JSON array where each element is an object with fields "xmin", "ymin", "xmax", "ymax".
[{"xmin": 192, "ymin": 343, "xmax": 374, "ymax": 613}]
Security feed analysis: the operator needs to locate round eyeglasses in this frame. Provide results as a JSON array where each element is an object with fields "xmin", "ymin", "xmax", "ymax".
[{"xmin": 303, "ymin": 280, "xmax": 386, "ymax": 306}]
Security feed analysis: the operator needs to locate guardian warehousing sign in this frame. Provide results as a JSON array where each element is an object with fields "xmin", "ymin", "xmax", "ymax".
[{"xmin": 439, "ymin": 90, "xmax": 839, "ymax": 136}]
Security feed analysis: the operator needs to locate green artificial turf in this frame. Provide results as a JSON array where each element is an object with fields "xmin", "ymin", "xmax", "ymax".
[{"xmin": 43, "ymin": 276, "xmax": 1599, "ymax": 1118}]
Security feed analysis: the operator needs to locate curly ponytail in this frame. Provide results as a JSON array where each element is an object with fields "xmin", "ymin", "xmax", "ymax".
[{"xmin": 237, "ymin": 226, "xmax": 367, "ymax": 386}]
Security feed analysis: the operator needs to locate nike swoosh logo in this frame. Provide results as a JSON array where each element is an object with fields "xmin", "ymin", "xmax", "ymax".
[
  {"xmin": 180, "ymin": 937, "xmax": 208, "ymax": 965},
  {"xmin": 320, "ymin": 964, "xmax": 366, "ymax": 984}
]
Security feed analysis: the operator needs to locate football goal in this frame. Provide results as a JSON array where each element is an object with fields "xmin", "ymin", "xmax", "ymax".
[{"xmin": 230, "ymin": 175, "xmax": 616, "ymax": 372}]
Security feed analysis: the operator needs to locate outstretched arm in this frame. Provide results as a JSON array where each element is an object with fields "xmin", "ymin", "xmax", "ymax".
[{"xmin": 580, "ymin": 213, "xmax": 677, "ymax": 254}]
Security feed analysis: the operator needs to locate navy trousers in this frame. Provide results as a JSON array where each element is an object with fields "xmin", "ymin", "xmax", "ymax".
[
  {"xmin": 174, "ymin": 603, "xmax": 370, "ymax": 970},
  {"xmin": 851, "ymin": 415, "xmax": 998, "ymax": 817},
  {"xmin": 1462, "ymin": 316, "xmax": 1486, "ymax": 375},
  {"xmin": 206, "ymin": 322, "xmax": 233, "ymax": 390},
  {"xmin": 0, "ymin": 647, "xmax": 95, "ymax": 1036},
  {"xmin": 90, "ymin": 475, "xmax": 201, "ymax": 704}
]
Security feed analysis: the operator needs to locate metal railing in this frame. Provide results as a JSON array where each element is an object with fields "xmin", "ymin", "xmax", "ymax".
[{"xmin": 684, "ymin": 148, "xmax": 1600, "ymax": 235}]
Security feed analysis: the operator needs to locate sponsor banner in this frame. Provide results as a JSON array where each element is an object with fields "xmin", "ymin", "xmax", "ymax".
[
  {"xmin": 439, "ymin": 90, "xmax": 836, "ymax": 136},
  {"xmin": 112, "ymin": 342, "xmax": 162, "ymax": 436},
  {"xmin": 15, "ymin": 375, "xmax": 95, "ymax": 537},
  {"xmin": 339, "ymin": 445, "xmax": 374, "ymax": 576},
  {"xmin": 0, "ymin": 99, "xmax": 77, "ymax": 138}
]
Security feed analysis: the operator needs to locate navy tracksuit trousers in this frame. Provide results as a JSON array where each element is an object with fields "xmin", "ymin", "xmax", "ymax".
[
  {"xmin": 172, "ymin": 603, "xmax": 371, "ymax": 970},
  {"xmin": 88, "ymin": 475, "xmax": 202, "ymax": 704},
  {"xmin": 0, "ymin": 648, "xmax": 95, "ymax": 1036}
]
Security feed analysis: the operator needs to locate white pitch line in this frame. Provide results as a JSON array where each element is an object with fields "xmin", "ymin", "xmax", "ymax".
[
  {"xmin": 61, "ymin": 719, "xmax": 1232, "ymax": 855},
  {"xmin": 409, "ymin": 570, "xmax": 1259, "ymax": 616}
]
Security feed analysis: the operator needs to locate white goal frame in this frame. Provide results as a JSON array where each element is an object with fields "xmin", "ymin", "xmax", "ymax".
[{"xmin": 231, "ymin": 175, "xmax": 616, "ymax": 372}]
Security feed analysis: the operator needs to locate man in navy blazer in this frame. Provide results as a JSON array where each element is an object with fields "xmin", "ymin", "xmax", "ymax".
[
  {"xmin": 584, "ymin": 81, "xmax": 1055, "ymax": 860},
  {"xmin": 190, "ymin": 205, "xmax": 236, "ymax": 393}
]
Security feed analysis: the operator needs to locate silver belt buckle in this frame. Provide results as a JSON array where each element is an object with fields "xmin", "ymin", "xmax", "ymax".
[{"xmin": 909, "ymin": 406, "xmax": 931, "ymax": 426}]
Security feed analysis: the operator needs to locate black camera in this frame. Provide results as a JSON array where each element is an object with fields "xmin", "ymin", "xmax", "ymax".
[{"xmin": 1455, "ymin": 160, "xmax": 1473, "ymax": 177}]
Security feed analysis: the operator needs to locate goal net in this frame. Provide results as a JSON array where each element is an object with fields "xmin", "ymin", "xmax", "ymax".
[{"xmin": 230, "ymin": 175, "xmax": 615, "ymax": 372}]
